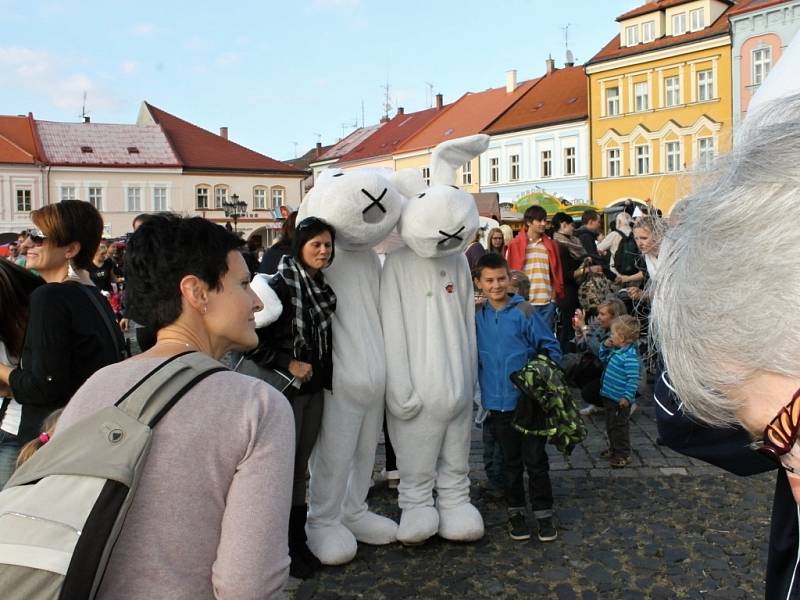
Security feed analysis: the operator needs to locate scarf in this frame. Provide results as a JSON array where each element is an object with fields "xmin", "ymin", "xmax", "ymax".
[
  {"xmin": 554, "ymin": 231, "xmax": 586, "ymax": 260},
  {"xmin": 276, "ymin": 255, "xmax": 336, "ymax": 362}
]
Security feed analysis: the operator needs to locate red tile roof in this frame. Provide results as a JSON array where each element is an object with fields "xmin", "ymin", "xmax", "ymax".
[
  {"xmin": 337, "ymin": 105, "xmax": 450, "ymax": 164},
  {"xmin": 142, "ymin": 102, "xmax": 302, "ymax": 174},
  {"xmin": 484, "ymin": 67, "xmax": 587, "ymax": 135},
  {"xmin": 588, "ymin": 9, "xmax": 732, "ymax": 65},
  {"xmin": 0, "ymin": 115, "xmax": 39, "ymax": 164},
  {"xmin": 396, "ymin": 79, "xmax": 539, "ymax": 154},
  {"xmin": 727, "ymin": 0, "xmax": 788, "ymax": 16},
  {"xmin": 617, "ymin": 0, "xmax": 733, "ymax": 21},
  {"xmin": 314, "ymin": 125, "xmax": 384, "ymax": 163}
]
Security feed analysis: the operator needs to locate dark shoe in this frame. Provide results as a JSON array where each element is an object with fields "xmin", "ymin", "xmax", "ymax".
[
  {"xmin": 288, "ymin": 505, "xmax": 320, "ymax": 578},
  {"xmin": 299, "ymin": 543, "xmax": 322, "ymax": 571},
  {"xmin": 609, "ymin": 455, "xmax": 629, "ymax": 468},
  {"xmin": 508, "ymin": 512, "xmax": 531, "ymax": 541},
  {"xmin": 537, "ymin": 517, "xmax": 558, "ymax": 542},
  {"xmin": 289, "ymin": 548, "xmax": 315, "ymax": 579}
]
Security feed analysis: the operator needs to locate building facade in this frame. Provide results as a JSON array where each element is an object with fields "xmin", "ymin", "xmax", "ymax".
[
  {"xmin": 586, "ymin": 0, "xmax": 735, "ymax": 213},
  {"xmin": 0, "ymin": 115, "xmax": 44, "ymax": 236}
]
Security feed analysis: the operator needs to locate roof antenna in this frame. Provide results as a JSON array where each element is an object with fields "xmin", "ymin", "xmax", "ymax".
[
  {"xmin": 562, "ymin": 23, "xmax": 574, "ymax": 66},
  {"xmin": 425, "ymin": 82, "xmax": 434, "ymax": 108},
  {"xmin": 313, "ymin": 132, "xmax": 322, "ymax": 144},
  {"xmin": 380, "ymin": 81, "xmax": 392, "ymax": 120},
  {"xmin": 79, "ymin": 91, "xmax": 90, "ymax": 123},
  {"xmin": 291, "ymin": 141, "xmax": 298, "ymax": 158}
]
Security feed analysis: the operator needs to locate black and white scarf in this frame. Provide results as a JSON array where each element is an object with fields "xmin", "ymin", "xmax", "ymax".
[{"xmin": 277, "ymin": 255, "xmax": 336, "ymax": 362}]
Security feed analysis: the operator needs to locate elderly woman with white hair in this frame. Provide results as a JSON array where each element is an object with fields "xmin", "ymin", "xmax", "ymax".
[{"xmin": 652, "ymin": 92, "xmax": 800, "ymax": 600}]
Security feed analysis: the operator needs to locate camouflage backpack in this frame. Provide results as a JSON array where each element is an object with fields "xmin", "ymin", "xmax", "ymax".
[{"xmin": 510, "ymin": 354, "xmax": 587, "ymax": 455}]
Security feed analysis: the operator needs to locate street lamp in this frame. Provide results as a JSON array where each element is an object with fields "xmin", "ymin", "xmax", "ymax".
[{"xmin": 222, "ymin": 193, "xmax": 248, "ymax": 233}]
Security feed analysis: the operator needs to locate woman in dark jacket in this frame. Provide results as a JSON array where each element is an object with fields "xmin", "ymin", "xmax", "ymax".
[
  {"xmin": 248, "ymin": 216, "xmax": 336, "ymax": 579},
  {"xmin": 259, "ymin": 211, "xmax": 298, "ymax": 275}
]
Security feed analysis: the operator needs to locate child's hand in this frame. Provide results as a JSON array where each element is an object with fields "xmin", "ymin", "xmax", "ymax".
[
  {"xmin": 603, "ymin": 338, "xmax": 614, "ymax": 347},
  {"xmin": 619, "ymin": 399, "xmax": 630, "ymax": 409},
  {"xmin": 572, "ymin": 309, "xmax": 585, "ymax": 332}
]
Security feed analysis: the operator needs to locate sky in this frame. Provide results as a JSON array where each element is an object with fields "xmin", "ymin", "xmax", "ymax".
[{"xmin": 0, "ymin": 0, "xmax": 641, "ymax": 162}]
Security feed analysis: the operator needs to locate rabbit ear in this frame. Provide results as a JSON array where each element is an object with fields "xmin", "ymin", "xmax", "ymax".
[
  {"xmin": 430, "ymin": 134, "xmax": 490, "ymax": 186},
  {"xmin": 389, "ymin": 168, "xmax": 427, "ymax": 197}
]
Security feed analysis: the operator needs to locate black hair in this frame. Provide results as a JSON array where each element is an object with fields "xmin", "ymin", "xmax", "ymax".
[
  {"xmin": 581, "ymin": 209, "xmax": 601, "ymax": 224},
  {"xmin": 292, "ymin": 217, "xmax": 336, "ymax": 269},
  {"xmin": 0, "ymin": 260, "xmax": 44, "ymax": 357},
  {"xmin": 523, "ymin": 205, "xmax": 547, "ymax": 224},
  {"xmin": 473, "ymin": 252, "xmax": 509, "ymax": 279},
  {"xmin": 275, "ymin": 211, "xmax": 298, "ymax": 247},
  {"xmin": 132, "ymin": 213, "xmax": 152, "ymax": 228},
  {"xmin": 125, "ymin": 214, "xmax": 244, "ymax": 331},
  {"xmin": 551, "ymin": 212, "xmax": 574, "ymax": 232}
]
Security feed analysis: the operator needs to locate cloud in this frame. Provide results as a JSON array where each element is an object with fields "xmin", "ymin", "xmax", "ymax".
[
  {"xmin": 130, "ymin": 23, "xmax": 156, "ymax": 36},
  {"xmin": 121, "ymin": 60, "xmax": 139, "ymax": 75}
]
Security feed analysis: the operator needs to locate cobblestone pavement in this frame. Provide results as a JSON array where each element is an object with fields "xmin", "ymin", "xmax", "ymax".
[{"xmin": 285, "ymin": 392, "xmax": 775, "ymax": 599}]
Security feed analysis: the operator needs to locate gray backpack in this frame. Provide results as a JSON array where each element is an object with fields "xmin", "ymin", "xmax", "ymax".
[{"xmin": 0, "ymin": 351, "xmax": 226, "ymax": 599}]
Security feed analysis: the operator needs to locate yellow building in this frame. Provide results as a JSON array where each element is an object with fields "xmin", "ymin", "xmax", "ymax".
[{"xmin": 585, "ymin": 0, "xmax": 735, "ymax": 213}]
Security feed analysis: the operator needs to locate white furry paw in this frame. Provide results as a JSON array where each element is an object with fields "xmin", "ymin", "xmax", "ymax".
[
  {"xmin": 437, "ymin": 503, "xmax": 484, "ymax": 542},
  {"xmin": 396, "ymin": 506, "xmax": 439, "ymax": 545},
  {"xmin": 305, "ymin": 523, "xmax": 357, "ymax": 565},
  {"xmin": 343, "ymin": 511, "xmax": 398, "ymax": 545}
]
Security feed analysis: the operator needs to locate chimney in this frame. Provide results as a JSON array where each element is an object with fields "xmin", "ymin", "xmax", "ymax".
[
  {"xmin": 435, "ymin": 93, "xmax": 443, "ymax": 109},
  {"xmin": 315, "ymin": 141, "xmax": 322, "ymax": 157},
  {"xmin": 219, "ymin": 126, "xmax": 228, "ymax": 139},
  {"xmin": 546, "ymin": 55, "xmax": 555, "ymax": 75},
  {"xmin": 506, "ymin": 69, "xmax": 517, "ymax": 93},
  {"xmin": 83, "ymin": 116, "xmax": 90, "ymax": 123},
  {"xmin": 397, "ymin": 106, "xmax": 405, "ymax": 115}
]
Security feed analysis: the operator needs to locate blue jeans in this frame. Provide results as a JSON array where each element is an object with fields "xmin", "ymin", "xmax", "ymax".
[
  {"xmin": 532, "ymin": 302, "xmax": 557, "ymax": 332},
  {"xmin": 0, "ymin": 430, "xmax": 21, "ymax": 488}
]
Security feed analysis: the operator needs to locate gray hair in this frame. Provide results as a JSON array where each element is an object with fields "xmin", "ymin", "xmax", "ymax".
[{"xmin": 651, "ymin": 92, "xmax": 800, "ymax": 427}]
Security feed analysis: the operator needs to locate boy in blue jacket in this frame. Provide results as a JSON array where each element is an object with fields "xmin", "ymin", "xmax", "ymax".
[
  {"xmin": 474, "ymin": 253, "xmax": 562, "ymax": 542},
  {"xmin": 598, "ymin": 315, "xmax": 641, "ymax": 468}
]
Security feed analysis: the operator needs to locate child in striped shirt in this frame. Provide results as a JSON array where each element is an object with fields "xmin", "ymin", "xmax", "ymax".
[{"xmin": 598, "ymin": 315, "xmax": 641, "ymax": 468}]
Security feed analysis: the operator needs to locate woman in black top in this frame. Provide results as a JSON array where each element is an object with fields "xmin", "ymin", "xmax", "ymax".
[
  {"xmin": 259, "ymin": 211, "xmax": 297, "ymax": 275},
  {"xmin": 248, "ymin": 216, "xmax": 336, "ymax": 579},
  {"xmin": 0, "ymin": 200, "xmax": 125, "ymax": 445},
  {"xmin": 87, "ymin": 242, "xmax": 117, "ymax": 293}
]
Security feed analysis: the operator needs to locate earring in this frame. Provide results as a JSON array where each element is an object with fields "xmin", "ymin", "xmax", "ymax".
[
  {"xmin": 202, "ymin": 305, "xmax": 208, "ymax": 314},
  {"xmin": 67, "ymin": 261, "xmax": 79, "ymax": 280}
]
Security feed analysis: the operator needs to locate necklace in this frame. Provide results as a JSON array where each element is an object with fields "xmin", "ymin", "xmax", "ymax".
[{"xmin": 156, "ymin": 339, "xmax": 194, "ymax": 350}]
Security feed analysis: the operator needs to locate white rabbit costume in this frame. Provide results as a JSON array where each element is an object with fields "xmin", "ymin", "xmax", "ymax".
[
  {"xmin": 381, "ymin": 135, "xmax": 488, "ymax": 544},
  {"xmin": 298, "ymin": 169, "xmax": 402, "ymax": 565}
]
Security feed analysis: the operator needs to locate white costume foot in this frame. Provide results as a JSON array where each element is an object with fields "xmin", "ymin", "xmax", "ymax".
[
  {"xmin": 437, "ymin": 502, "xmax": 484, "ymax": 542},
  {"xmin": 396, "ymin": 506, "xmax": 439, "ymax": 545},
  {"xmin": 305, "ymin": 523, "xmax": 357, "ymax": 566},
  {"xmin": 343, "ymin": 511, "xmax": 398, "ymax": 545}
]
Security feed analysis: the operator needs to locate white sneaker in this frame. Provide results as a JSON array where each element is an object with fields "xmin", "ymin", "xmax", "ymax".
[{"xmin": 579, "ymin": 405, "xmax": 601, "ymax": 416}]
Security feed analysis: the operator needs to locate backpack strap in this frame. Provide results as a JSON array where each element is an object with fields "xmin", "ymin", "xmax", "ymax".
[{"xmin": 116, "ymin": 352, "xmax": 227, "ymax": 427}]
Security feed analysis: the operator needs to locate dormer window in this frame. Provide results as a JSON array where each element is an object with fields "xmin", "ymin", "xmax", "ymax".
[
  {"xmin": 127, "ymin": 146, "xmax": 140, "ymax": 154},
  {"xmin": 690, "ymin": 8, "xmax": 704, "ymax": 31},
  {"xmin": 642, "ymin": 20, "xmax": 655, "ymax": 43},
  {"xmin": 672, "ymin": 13, "xmax": 686, "ymax": 36},
  {"xmin": 80, "ymin": 146, "xmax": 93, "ymax": 153},
  {"xmin": 626, "ymin": 25, "xmax": 639, "ymax": 46}
]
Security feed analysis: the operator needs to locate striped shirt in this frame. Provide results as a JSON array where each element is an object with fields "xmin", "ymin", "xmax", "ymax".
[
  {"xmin": 599, "ymin": 343, "xmax": 641, "ymax": 402},
  {"xmin": 524, "ymin": 239, "xmax": 551, "ymax": 305}
]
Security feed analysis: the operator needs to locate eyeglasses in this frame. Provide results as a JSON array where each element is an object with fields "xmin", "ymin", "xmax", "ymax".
[
  {"xmin": 749, "ymin": 388, "xmax": 800, "ymax": 473},
  {"xmin": 295, "ymin": 217, "xmax": 326, "ymax": 231},
  {"xmin": 27, "ymin": 229, "xmax": 48, "ymax": 246}
]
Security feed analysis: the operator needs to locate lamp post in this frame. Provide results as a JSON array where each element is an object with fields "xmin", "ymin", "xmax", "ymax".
[{"xmin": 222, "ymin": 193, "xmax": 248, "ymax": 233}]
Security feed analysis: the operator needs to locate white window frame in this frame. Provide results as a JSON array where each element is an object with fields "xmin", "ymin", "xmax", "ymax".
[
  {"xmin": 126, "ymin": 186, "xmax": 142, "ymax": 212},
  {"xmin": 606, "ymin": 87, "xmax": 620, "ymax": 116},
  {"xmin": 697, "ymin": 69, "xmax": 714, "ymax": 102},
  {"xmin": 489, "ymin": 157, "xmax": 499, "ymax": 183},
  {"xmin": 665, "ymin": 141, "xmax": 682, "ymax": 173},
  {"xmin": 672, "ymin": 12, "xmax": 686, "ymax": 36},
  {"xmin": 752, "ymin": 47, "xmax": 772, "ymax": 86},
  {"xmin": 88, "ymin": 186, "xmax": 103, "ymax": 211},
  {"xmin": 664, "ymin": 76, "xmax": 680, "ymax": 108},
  {"xmin": 626, "ymin": 25, "xmax": 639, "ymax": 47},
  {"xmin": 634, "ymin": 82, "xmax": 649, "ymax": 112},
  {"xmin": 690, "ymin": 8, "xmax": 704, "ymax": 31},
  {"xmin": 541, "ymin": 150, "xmax": 552, "ymax": 178},
  {"xmin": 214, "ymin": 185, "xmax": 229, "ymax": 209},
  {"xmin": 461, "ymin": 161, "xmax": 472, "ymax": 185},
  {"xmin": 16, "ymin": 188, "xmax": 32, "ymax": 212},
  {"xmin": 563, "ymin": 147, "xmax": 576, "ymax": 176},
  {"xmin": 152, "ymin": 185, "xmax": 169, "ymax": 211},
  {"xmin": 421, "ymin": 167, "xmax": 430, "ymax": 186},
  {"xmin": 607, "ymin": 148, "xmax": 621, "ymax": 178},
  {"xmin": 196, "ymin": 186, "xmax": 210, "ymax": 210},
  {"xmin": 642, "ymin": 20, "xmax": 655, "ymax": 43},
  {"xmin": 253, "ymin": 187, "xmax": 267, "ymax": 210},
  {"xmin": 509, "ymin": 154, "xmax": 520, "ymax": 181},
  {"xmin": 59, "ymin": 185, "xmax": 77, "ymax": 202},
  {"xmin": 697, "ymin": 137, "xmax": 714, "ymax": 169},
  {"xmin": 271, "ymin": 187, "xmax": 284, "ymax": 210},
  {"xmin": 635, "ymin": 144, "xmax": 650, "ymax": 175}
]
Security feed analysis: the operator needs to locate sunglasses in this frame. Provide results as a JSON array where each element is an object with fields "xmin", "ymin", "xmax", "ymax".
[
  {"xmin": 295, "ymin": 217, "xmax": 326, "ymax": 231},
  {"xmin": 27, "ymin": 229, "xmax": 48, "ymax": 246},
  {"xmin": 749, "ymin": 388, "xmax": 800, "ymax": 473}
]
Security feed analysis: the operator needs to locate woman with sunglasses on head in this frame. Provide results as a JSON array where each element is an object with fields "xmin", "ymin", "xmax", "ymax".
[
  {"xmin": 0, "ymin": 200, "xmax": 125, "ymax": 451},
  {"xmin": 246, "ymin": 216, "xmax": 337, "ymax": 579},
  {"xmin": 652, "ymin": 92, "xmax": 800, "ymax": 600}
]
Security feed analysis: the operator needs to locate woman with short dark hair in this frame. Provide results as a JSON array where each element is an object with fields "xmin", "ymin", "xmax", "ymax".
[
  {"xmin": 55, "ymin": 214, "xmax": 295, "ymax": 597},
  {"xmin": 259, "ymin": 211, "xmax": 298, "ymax": 275}
]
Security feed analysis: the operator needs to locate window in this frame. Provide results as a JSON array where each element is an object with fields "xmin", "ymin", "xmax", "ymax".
[
  {"xmin": 697, "ymin": 137, "xmax": 714, "ymax": 169},
  {"xmin": 60, "ymin": 186, "xmax": 76, "ymax": 202},
  {"xmin": 214, "ymin": 186, "xmax": 228, "ymax": 208},
  {"xmin": 461, "ymin": 161, "xmax": 472, "ymax": 185},
  {"xmin": 271, "ymin": 187, "xmax": 284, "ymax": 209},
  {"xmin": 540, "ymin": 150, "xmax": 552, "ymax": 178},
  {"xmin": 88, "ymin": 186, "xmax": 103, "ymax": 210},
  {"xmin": 153, "ymin": 186, "xmax": 168, "ymax": 211},
  {"xmin": 606, "ymin": 87, "xmax": 620, "ymax": 116},
  {"xmin": 126, "ymin": 186, "xmax": 142, "ymax": 212},
  {"xmin": 690, "ymin": 8, "xmax": 704, "ymax": 31},
  {"xmin": 665, "ymin": 141, "xmax": 682, "ymax": 172},
  {"xmin": 489, "ymin": 157, "xmax": 499, "ymax": 183},
  {"xmin": 697, "ymin": 69, "xmax": 714, "ymax": 101},
  {"xmin": 421, "ymin": 167, "xmax": 430, "ymax": 186},
  {"xmin": 626, "ymin": 25, "xmax": 639, "ymax": 46},
  {"xmin": 664, "ymin": 76, "xmax": 680, "ymax": 107},
  {"xmin": 16, "ymin": 189, "xmax": 31, "ymax": 212},
  {"xmin": 753, "ymin": 47, "xmax": 772, "ymax": 86},
  {"xmin": 642, "ymin": 20, "xmax": 655, "ymax": 43},
  {"xmin": 607, "ymin": 148, "xmax": 621, "ymax": 178},
  {"xmin": 564, "ymin": 147, "xmax": 576, "ymax": 176},
  {"xmin": 196, "ymin": 186, "xmax": 210, "ymax": 210},
  {"xmin": 634, "ymin": 82, "xmax": 649, "ymax": 112},
  {"xmin": 635, "ymin": 145, "xmax": 650, "ymax": 175},
  {"xmin": 672, "ymin": 12, "xmax": 686, "ymax": 35},
  {"xmin": 254, "ymin": 187, "xmax": 267, "ymax": 209},
  {"xmin": 509, "ymin": 154, "xmax": 520, "ymax": 181}
]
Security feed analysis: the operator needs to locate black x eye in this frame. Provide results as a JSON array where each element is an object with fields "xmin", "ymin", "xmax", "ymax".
[
  {"xmin": 417, "ymin": 193, "xmax": 426, "ymax": 198},
  {"xmin": 450, "ymin": 185, "xmax": 459, "ymax": 190},
  {"xmin": 333, "ymin": 173, "xmax": 344, "ymax": 177}
]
